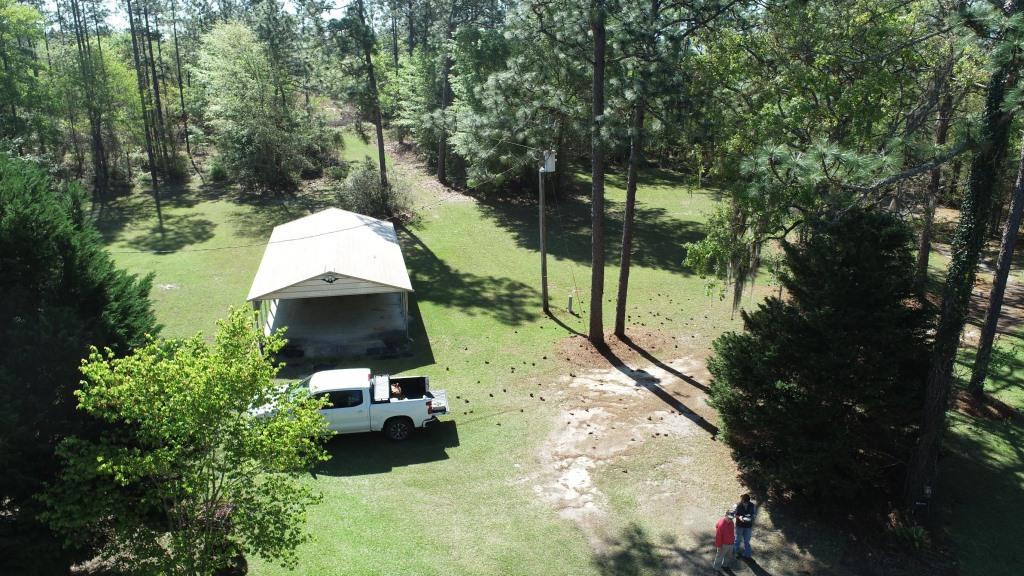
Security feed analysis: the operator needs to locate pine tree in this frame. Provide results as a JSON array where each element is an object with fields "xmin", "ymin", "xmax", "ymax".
[
  {"xmin": 0, "ymin": 153, "xmax": 158, "ymax": 573},
  {"xmin": 709, "ymin": 208, "xmax": 930, "ymax": 505}
]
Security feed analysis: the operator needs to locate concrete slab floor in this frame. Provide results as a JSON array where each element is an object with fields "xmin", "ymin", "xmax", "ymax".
[{"xmin": 268, "ymin": 293, "xmax": 408, "ymax": 358}]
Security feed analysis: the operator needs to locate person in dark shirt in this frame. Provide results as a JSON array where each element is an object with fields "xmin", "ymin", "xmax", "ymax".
[{"xmin": 731, "ymin": 493, "xmax": 757, "ymax": 559}]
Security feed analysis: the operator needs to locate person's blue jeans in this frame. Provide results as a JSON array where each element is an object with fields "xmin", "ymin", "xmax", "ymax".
[{"xmin": 735, "ymin": 527, "xmax": 752, "ymax": 558}]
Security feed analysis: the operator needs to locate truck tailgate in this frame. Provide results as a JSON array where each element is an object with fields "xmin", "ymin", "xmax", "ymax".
[{"xmin": 429, "ymin": 390, "xmax": 449, "ymax": 414}]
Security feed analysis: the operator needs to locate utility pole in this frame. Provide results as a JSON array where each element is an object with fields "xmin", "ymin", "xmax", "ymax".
[{"xmin": 539, "ymin": 150, "xmax": 556, "ymax": 313}]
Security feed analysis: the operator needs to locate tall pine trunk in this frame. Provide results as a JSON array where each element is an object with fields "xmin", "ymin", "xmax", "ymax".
[
  {"xmin": 391, "ymin": 11, "xmax": 399, "ymax": 68},
  {"xmin": 171, "ymin": 0, "xmax": 201, "ymax": 179},
  {"xmin": 357, "ymin": 0, "xmax": 389, "ymax": 191},
  {"xmin": 407, "ymin": 0, "xmax": 415, "ymax": 56},
  {"xmin": 915, "ymin": 86, "xmax": 954, "ymax": 291},
  {"xmin": 904, "ymin": 59, "xmax": 1016, "ymax": 507},
  {"xmin": 588, "ymin": 1, "xmax": 607, "ymax": 346},
  {"xmin": 968, "ymin": 137, "xmax": 1024, "ymax": 396},
  {"xmin": 126, "ymin": 0, "xmax": 163, "ymax": 232},
  {"xmin": 615, "ymin": 101, "xmax": 643, "ymax": 338},
  {"xmin": 69, "ymin": 0, "xmax": 108, "ymax": 201},
  {"xmin": 143, "ymin": 2, "xmax": 168, "ymax": 172},
  {"xmin": 436, "ymin": 28, "xmax": 452, "ymax": 186}
]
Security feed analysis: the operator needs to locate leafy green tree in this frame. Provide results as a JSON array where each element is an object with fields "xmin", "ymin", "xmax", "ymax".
[
  {"xmin": 191, "ymin": 21, "xmax": 332, "ymax": 191},
  {"xmin": 43, "ymin": 307, "xmax": 331, "ymax": 576},
  {"xmin": 0, "ymin": 153, "xmax": 157, "ymax": 574},
  {"xmin": 335, "ymin": 157, "xmax": 410, "ymax": 218},
  {"xmin": 329, "ymin": 0, "xmax": 389, "ymax": 189},
  {"xmin": 708, "ymin": 209, "xmax": 930, "ymax": 505},
  {"xmin": 0, "ymin": 0, "xmax": 45, "ymax": 149},
  {"xmin": 684, "ymin": 0, "xmax": 959, "ymax": 304}
]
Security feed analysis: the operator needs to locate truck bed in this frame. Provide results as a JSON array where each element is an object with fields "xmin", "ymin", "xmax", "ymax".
[{"xmin": 371, "ymin": 375, "xmax": 430, "ymax": 402}]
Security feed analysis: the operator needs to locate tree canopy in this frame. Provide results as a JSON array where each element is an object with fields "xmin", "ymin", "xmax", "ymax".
[
  {"xmin": 708, "ymin": 208, "xmax": 931, "ymax": 506},
  {"xmin": 43, "ymin": 307, "xmax": 332, "ymax": 576},
  {"xmin": 0, "ymin": 152, "xmax": 157, "ymax": 573}
]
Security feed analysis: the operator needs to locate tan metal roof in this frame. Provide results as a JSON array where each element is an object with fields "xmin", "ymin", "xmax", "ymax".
[{"xmin": 246, "ymin": 208, "xmax": 413, "ymax": 301}]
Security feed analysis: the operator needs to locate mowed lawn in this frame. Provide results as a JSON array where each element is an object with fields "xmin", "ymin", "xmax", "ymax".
[
  {"xmin": 943, "ymin": 333, "xmax": 1024, "ymax": 576},
  {"xmin": 96, "ymin": 137, "xmax": 755, "ymax": 575},
  {"xmin": 95, "ymin": 134, "xmax": 1023, "ymax": 575}
]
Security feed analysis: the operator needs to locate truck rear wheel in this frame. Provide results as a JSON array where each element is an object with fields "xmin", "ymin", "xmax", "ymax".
[{"xmin": 384, "ymin": 417, "xmax": 413, "ymax": 441}]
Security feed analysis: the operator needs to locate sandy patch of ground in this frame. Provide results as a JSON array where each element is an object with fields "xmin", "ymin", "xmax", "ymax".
[{"xmin": 519, "ymin": 337, "xmax": 826, "ymax": 574}]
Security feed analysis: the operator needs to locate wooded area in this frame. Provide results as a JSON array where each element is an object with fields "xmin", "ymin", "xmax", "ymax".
[{"xmin": 3, "ymin": 0, "xmax": 1024, "ymax": 574}]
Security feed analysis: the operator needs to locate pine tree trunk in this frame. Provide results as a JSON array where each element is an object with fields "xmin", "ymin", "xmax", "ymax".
[
  {"xmin": 143, "ymin": 3, "xmax": 169, "ymax": 172},
  {"xmin": 171, "ymin": 0, "xmax": 202, "ymax": 179},
  {"xmin": 391, "ymin": 12, "xmax": 399, "ymax": 68},
  {"xmin": 904, "ymin": 59, "xmax": 1016, "ymax": 508},
  {"xmin": 407, "ymin": 0, "xmax": 415, "ymax": 56},
  {"xmin": 436, "ymin": 25, "xmax": 452, "ymax": 186},
  {"xmin": 70, "ymin": 0, "xmax": 108, "ymax": 202},
  {"xmin": 615, "ymin": 101, "xmax": 643, "ymax": 338},
  {"xmin": 126, "ymin": 0, "xmax": 163, "ymax": 232},
  {"xmin": 968, "ymin": 138, "xmax": 1024, "ymax": 397},
  {"xmin": 588, "ymin": 1, "xmax": 607, "ymax": 347},
  {"xmin": 357, "ymin": 0, "xmax": 389, "ymax": 191},
  {"xmin": 915, "ymin": 88, "xmax": 954, "ymax": 291}
]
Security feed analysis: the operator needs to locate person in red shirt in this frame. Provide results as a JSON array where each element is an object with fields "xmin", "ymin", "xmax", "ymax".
[{"xmin": 713, "ymin": 510, "xmax": 736, "ymax": 572}]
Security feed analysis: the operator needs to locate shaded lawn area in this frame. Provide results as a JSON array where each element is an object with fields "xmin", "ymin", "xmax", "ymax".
[
  {"xmin": 922, "ymin": 207, "xmax": 1024, "ymax": 576},
  {"xmin": 943, "ymin": 333, "xmax": 1024, "ymax": 576}
]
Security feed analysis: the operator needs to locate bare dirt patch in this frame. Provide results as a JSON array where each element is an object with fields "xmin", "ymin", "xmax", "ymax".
[
  {"xmin": 556, "ymin": 328, "xmax": 677, "ymax": 368},
  {"xmin": 954, "ymin": 390, "xmax": 1021, "ymax": 422},
  {"xmin": 520, "ymin": 351, "xmax": 710, "ymax": 542},
  {"xmin": 383, "ymin": 141, "xmax": 474, "ymax": 205},
  {"xmin": 518, "ymin": 335, "xmax": 826, "ymax": 573}
]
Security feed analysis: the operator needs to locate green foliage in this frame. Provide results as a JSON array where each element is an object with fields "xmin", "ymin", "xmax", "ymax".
[
  {"xmin": 707, "ymin": 208, "xmax": 931, "ymax": 506},
  {"xmin": 209, "ymin": 157, "xmax": 229, "ymax": 182},
  {"xmin": 891, "ymin": 525, "xmax": 931, "ymax": 550},
  {"xmin": 335, "ymin": 158, "xmax": 410, "ymax": 218},
  {"xmin": 43, "ymin": 308, "xmax": 331, "ymax": 576},
  {"xmin": 0, "ymin": 153, "xmax": 157, "ymax": 573},
  {"xmin": 326, "ymin": 160, "xmax": 351, "ymax": 181},
  {"xmin": 0, "ymin": 0, "xmax": 44, "ymax": 145},
  {"xmin": 192, "ymin": 21, "xmax": 334, "ymax": 192}
]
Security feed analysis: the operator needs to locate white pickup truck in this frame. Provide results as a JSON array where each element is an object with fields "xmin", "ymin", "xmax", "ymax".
[{"xmin": 298, "ymin": 368, "xmax": 449, "ymax": 441}]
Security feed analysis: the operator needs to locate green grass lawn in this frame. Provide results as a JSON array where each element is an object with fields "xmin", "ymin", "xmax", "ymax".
[
  {"xmin": 921, "ymin": 208, "xmax": 1024, "ymax": 576},
  {"xmin": 943, "ymin": 334, "xmax": 1024, "ymax": 576},
  {"xmin": 98, "ymin": 137, "xmax": 760, "ymax": 575},
  {"xmin": 96, "ymin": 135, "xmax": 1023, "ymax": 575}
]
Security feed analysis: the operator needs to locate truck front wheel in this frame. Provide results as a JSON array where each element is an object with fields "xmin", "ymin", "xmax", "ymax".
[{"xmin": 384, "ymin": 417, "xmax": 413, "ymax": 441}]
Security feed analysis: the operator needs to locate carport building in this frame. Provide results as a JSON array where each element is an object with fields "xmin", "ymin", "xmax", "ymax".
[{"xmin": 247, "ymin": 208, "xmax": 413, "ymax": 358}]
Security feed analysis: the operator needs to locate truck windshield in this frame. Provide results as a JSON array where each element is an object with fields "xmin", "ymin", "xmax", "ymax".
[{"xmin": 289, "ymin": 377, "xmax": 312, "ymax": 401}]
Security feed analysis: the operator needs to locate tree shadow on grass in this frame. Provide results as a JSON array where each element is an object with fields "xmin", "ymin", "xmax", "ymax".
[
  {"xmin": 398, "ymin": 226, "xmax": 540, "ymax": 326},
  {"xmin": 122, "ymin": 212, "xmax": 216, "ymax": 253},
  {"xmin": 314, "ymin": 420, "xmax": 460, "ymax": 477},
  {"xmin": 222, "ymin": 182, "xmax": 339, "ymax": 240},
  {"xmin": 593, "ymin": 524, "xmax": 758, "ymax": 576},
  {"xmin": 589, "ymin": 338, "xmax": 719, "ymax": 439},
  {"xmin": 474, "ymin": 192, "xmax": 705, "ymax": 273},
  {"xmin": 939, "ymin": 406, "xmax": 1024, "ymax": 574},
  {"xmin": 619, "ymin": 335, "xmax": 711, "ymax": 393}
]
